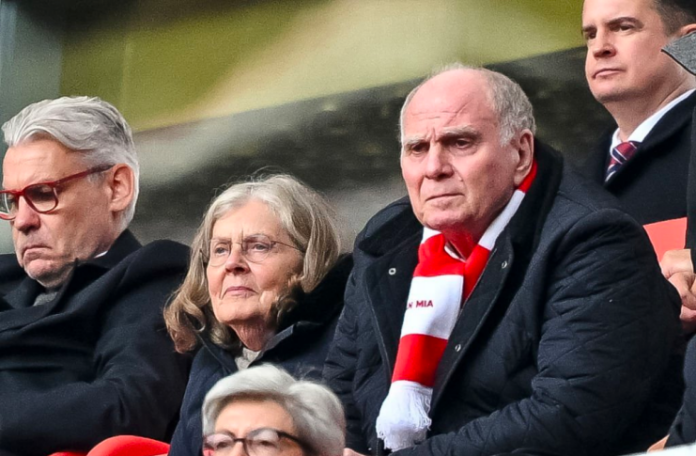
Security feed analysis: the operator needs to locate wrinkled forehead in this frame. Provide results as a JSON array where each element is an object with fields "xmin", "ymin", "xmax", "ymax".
[
  {"xmin": 402, "ymin": 74, "xmax": 498, "ymax": 135},
  {"xmin": 210, "ymin": 200, "xmax": 286, "ymax": 240}
]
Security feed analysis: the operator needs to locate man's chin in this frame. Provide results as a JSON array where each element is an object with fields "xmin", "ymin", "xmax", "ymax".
[{"xmin": 24, "ymin": 261, "xmax": 71, "ymax": 289}]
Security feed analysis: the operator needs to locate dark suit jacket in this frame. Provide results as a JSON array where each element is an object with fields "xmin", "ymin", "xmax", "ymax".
[
  {"xmin": 325, "ymin": 143, "xmax": 683, "ymax": 456},
  {"xmin": 0, "ymin": 230, "xmax": 191, "ymax": 456},
  {"xmin": 580, "ymin": 91, "xmax": 696, "ymax": 226}
]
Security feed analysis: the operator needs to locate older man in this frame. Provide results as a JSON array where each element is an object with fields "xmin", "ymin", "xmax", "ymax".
[
  {"xmin": 324, "ymin": 66, "xmax": 682, "ymax": 456},
  {"xmin": 581, "ymin": 0, "xmax": 696, "ymax": 225},
  {"xmin": 0, "ymin": 97, "xmax": 189, "ymax": 456}
]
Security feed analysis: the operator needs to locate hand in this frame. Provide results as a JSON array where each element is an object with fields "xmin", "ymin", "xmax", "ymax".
[
  {"xmin": 661, "ymin": 249, "xmax": 694, "ymax": 279},
  {"xmin": 344, "ymin": 449, "xmax": 368, "ymax": 456},
  {"xmin": 668, "ymin": 270, "xmax": 696, "ymax": 333},
  {"xmin": 648, "ymin": 435, "xmax": 668, "ymax": 452}
]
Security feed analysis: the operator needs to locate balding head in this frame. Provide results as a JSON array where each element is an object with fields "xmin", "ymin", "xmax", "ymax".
[{"xmin": 400, "ymin": 65, "xmax": 536, "ymax": 150}]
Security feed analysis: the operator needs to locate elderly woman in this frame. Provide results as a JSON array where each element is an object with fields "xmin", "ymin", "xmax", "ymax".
[
  {"xmin": 165, "ymin": 174, "xmax": 351, "ymax": 456},
  {"xmin": 202, "ymin": 364, "xmax": 345, "ymax": 456}
]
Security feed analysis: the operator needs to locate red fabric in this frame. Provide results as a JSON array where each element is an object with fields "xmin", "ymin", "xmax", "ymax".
[
  {"xmin": 415, "ymin": 234, "xmax": 466, "ymax": 277},
  {"xmin": 392, "ymin": 159, "xmax": 538, "ymax": 386},
  {"xmin": 463, "ymin": 245, "xmax": 490, "ymax": 299},
  {"xmin": 88, "ymin": 436, "xmax": 169, "ymax": 456},
  {"xmin": 518, "ymin": 161, "xmax": 537, "ymax": 193},
  {"xmin": 392, "ymin": 334, "xmax": 448, "ymax": 384},
  {"xmin": 49, "ymin": 436, "xmax": 170, "ymax": 456}
]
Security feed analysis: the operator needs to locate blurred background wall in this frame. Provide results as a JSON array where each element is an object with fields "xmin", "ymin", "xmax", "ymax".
[{"xmin": 0, "ymin": 0, "xmax": 612, "ymax": 252}]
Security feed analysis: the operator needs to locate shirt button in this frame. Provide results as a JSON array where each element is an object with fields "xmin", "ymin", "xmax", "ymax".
[
  {"xmin": 388, "ymin": 268, "xmax": 397, "ymax": 275},
  {"xmin": 454, "ymin": 344, "xmax": 462, "ymax": 352},
  {"xmin": 501, "ymin": 260, "xmax": 509, "ymax": 269}
]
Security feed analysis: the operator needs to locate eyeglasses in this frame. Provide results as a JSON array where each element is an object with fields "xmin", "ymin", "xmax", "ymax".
[
  {"xmin": 205, "ymin": 234, "xmax": 303, "ymax": 267},
  {"xmin": 0, "ymin": 165, "xmax": 113, "ymax": 221},
  {"xmin": 203, "ymin": 428, "xmax": 309, "ymax": 456}
]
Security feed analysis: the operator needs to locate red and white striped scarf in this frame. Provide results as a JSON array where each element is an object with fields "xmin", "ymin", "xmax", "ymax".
[{"xmin": 376, "ymin": 163, "xmax": 537, "ymax": 451}]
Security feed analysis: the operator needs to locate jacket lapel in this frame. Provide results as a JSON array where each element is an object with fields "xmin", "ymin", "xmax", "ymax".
[
  {"xmin": 607, "ymin": 91, "xmax": 696, "ymax": 186},
  {"xmin": 1, "ymin": 277, "xmax": 44, "ymax": 310},
  {"xmin": 430, "ymin": 237, "xmax": 514, "ymax": 411},
  {"xmin": 0, "ymin": 230, "xmax": 141, "ymax": 332},
  {"xmin": 363, "ymin": 235, "xmax": 420, "ymax": 377}
]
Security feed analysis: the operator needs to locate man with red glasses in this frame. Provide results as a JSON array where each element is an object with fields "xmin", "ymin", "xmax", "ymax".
[{"xmin": 0, "ymin": 96, "xmax": 190, "ymax": 456}]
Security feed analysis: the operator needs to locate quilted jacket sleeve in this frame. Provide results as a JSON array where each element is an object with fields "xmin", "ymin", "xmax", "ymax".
[
  {"xmin": 667, "ymin": 336, "xmax": 696, "ymax": 447},
  {"xmin": 324, "ymin": 270, "xmax": 371, "ymax": 453},
  {"xmin": 395, "ymin": 209, "xmax": 681, "ymax": 456}
]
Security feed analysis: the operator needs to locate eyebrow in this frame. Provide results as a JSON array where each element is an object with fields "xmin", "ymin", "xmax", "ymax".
[
  {"xmin": 402, "ymin": 126, "xmax": 481, "ymax": 149},
  {"xmin": 582, "ymin": 16, "xmax": 643, "ymax": 36},
  {"xmin": 439, "ymin": 126, "xmax": 481, "ymax": 141}
]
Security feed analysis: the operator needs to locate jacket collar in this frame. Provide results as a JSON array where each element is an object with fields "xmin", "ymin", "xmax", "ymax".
[
  {"xmin": 0, "ymin": 230, "xmax": 141, "ymax": 329},
  {"xmin": 269, "ymin": 254, "xmax": 353, "ymax": 349},
  {"xmin": 606, "ymin": 90, "xmax": 696, "ymax": 186},
  {"xmin": 360, "ymin": 140, "xmax": 564, "ymax": 405},
  {"xmin": 200, "ymin": 254, "xmax": 353, "ymax": 370}
]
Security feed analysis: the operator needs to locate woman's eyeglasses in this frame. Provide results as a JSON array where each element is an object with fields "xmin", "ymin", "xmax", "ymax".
[
  {"xmin": 203, "ymin": 427, "xmax": 310, "ymax": 456},
  {"xmin": 0, "ymin": 165, "xmax": 113, "ymax": 221},
  {"xmin": 205, "ymin": 234, "xmax": 303, "ymax": 267}
]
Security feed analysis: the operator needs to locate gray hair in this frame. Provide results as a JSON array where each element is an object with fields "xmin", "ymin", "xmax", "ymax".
[
  {"xmin": 400, "ymin": 63, "xmax": 536, "ymax": 146},
  {"xmin": 2, "ymin": 96, "xmax": 140, "ymax": 228},
  {"xmin": 164, "ymin": 173, "xmax": 341, "ymax": 353},
  {"xmin": 202, "ymin": 364, "xmax": 346, "ymax": 456}
]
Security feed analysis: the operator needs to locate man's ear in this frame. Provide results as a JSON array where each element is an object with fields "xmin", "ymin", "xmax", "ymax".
[
  {"xmin": 107, "ymin": 164, "xmax": 135, "ymax": 214},
  {"xmin": 512, "ymin": 129, "xmax": 535, "ymax": 187},
  {"xmin": 678, "ymin": 23, "xmax": 696, "ymax": 37}
]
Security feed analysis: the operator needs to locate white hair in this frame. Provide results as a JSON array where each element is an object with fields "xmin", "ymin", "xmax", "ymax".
[
  {"xmin": 202, "ymin": 364, "xmax": 346, "ymax": 456},
  {"xmin": 400, "ymin": 63, "xmax": 536, "ymax": 146},
  {"xmin": 2, "ymin": 96, "xmax": 140, "ymax": 229}
]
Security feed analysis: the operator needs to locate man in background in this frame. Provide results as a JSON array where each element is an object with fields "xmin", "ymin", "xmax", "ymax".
[
  {"xmin": 0, "ymin": 97, "xmax": 190, "ymax": 456},
  {"xmin": 581, "ymin": 0, "xmax": 696, "ymax": 225}
]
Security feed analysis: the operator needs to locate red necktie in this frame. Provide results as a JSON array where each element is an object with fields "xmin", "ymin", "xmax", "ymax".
[{"xmin": 605, "ymin": 141, "xmax": 639, "ymax": 182}]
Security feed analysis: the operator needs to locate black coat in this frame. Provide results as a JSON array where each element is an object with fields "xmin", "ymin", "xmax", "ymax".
[
  {"xmin": 667, "ymin": 336, "xmax": 696, "ymax": 447},
  {"xmin": 0, "ymin": 230, "xmax": 191, "ymax": 456},
  {"xmin": 325, "ymin": 143, "xmax": 683, "ymax": 456},
  {"xmin": 168, "ymin": 254, "xmax": 353, "ymax": 456},
  {"xmin": 580, "ymin": 91, "xmax": 696, "ymax": 226},
  {"xmin": 666, "ymin": 105, "xmax": 696, "ymax": 447}
]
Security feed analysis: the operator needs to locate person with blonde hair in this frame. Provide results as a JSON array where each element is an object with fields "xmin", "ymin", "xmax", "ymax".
[{"xmin": 165, "ymin": 174, "xmax": 351, "ymax": 456}]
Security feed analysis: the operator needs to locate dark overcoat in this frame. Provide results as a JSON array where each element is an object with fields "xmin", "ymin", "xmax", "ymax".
[
  {"xmin": 0, "ymin": 230, "xmax": 191, "ymax": 456},
  {"xmin": 168, "ymin": 255, "xmax": 353, "ymax": 456},
  {"xmin": 325, "ymin": 143, "xmax": 683, "ymax": 456},
  {"xmin": 580, "ymin": 91, "xmax": 696, "ymax": 226}
]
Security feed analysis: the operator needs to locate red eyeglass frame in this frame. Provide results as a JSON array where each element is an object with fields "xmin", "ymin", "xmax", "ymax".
[{"xmin": 0, "ymin": 164, "xmax": 114, "ymax": 220}]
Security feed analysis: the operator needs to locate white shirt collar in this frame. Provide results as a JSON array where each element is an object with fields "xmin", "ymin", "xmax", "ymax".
[{"xmin": 610, "ymin": 89, "xmax": 696, "ymax": 150}]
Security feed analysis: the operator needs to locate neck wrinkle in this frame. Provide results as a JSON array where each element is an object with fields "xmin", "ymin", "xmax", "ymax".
[{"xmin": 230, "ymin": 319, "xmax": 274, "ymax": 352}]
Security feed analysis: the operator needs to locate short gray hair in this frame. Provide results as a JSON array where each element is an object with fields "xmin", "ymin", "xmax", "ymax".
[
  {"xmin": 164, "ymin": 173, "xmax": 342, "ymax": 353},
  {"xmin": 400, "ymin": 63, "xmax": 536, "ymax": 146},
  {"xmin": 2, "ymin": 96, "xmax": 140, "ymax": 228},
  {"xmin": 202, "ymin": 364, "xmax": 346, "ymax": 456}
]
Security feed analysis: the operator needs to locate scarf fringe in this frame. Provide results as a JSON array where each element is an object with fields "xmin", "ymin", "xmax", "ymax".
[{"xmin": 376, "ymin": 381, "xmax": 432, "ymax": 450}]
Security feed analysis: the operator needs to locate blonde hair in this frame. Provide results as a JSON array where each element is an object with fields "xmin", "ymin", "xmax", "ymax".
[{"xmin": 164, "ymin": 174, "xmax": 341, "ymax": 353}]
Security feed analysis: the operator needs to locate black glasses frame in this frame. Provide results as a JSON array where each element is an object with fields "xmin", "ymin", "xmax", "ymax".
[{"xmin": 202, "ymin": 427, "xmax": 310, "ymax": 456}]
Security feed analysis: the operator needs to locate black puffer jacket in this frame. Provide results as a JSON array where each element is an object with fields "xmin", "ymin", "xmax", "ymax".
[
  {"xmin": 325, "ymin": 143, "xmax": 683, "ymax": 456},
  {"xmin": 169, "ymin": 254, "xmax": 352, "ymax": 456}
]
